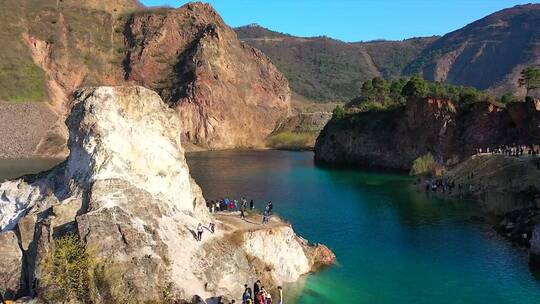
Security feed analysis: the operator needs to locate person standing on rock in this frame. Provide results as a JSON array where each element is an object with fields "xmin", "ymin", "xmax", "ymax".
[
  {"xmin": 277, "ymin": 286, "xmax": 283, "ymax": 304},
  {"xmin": 250, "ymin": 199, "xmax": 255, "ymax": 210},
  {"xmin": 242, "ymin": 284, "xmax": 252, "ymax": 304},
  {"xmin": 196, "ymin": 223, "xmax": 204, "ymax": 241},
  {"xmin": 253, "ymin": 280, "xmax": 261, "ymax": 304},
  {"xmin": 262, "ymin": 209, "xmax": 270, "ymax": 225},
  {"xmin": 257, "ymin": 287, "xmax": 266, "ymax": 304},
  {"xmin": 240, "ymin": 202, "xmax": 246, "ymax": 220}
]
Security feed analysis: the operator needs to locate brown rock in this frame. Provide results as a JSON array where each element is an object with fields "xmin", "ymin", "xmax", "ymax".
[
  {"xmin": 310, "ymin": 244, "xmax": 337, "ymax": 271},
  {"xmin": 124, "ymin": 3, "xmax": 291, "ymax": 149},
  {"xmin": 315, "ymin": 98, "xmax": 540, "ymax": 170}
]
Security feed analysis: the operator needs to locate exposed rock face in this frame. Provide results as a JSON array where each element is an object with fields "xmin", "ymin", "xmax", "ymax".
[
  {"xmin": 531, "ymin": 223, "xmax": 540, "ymax": 269},
  {"xmin": 315, "ymin": 98, "xmax": 540, "ymax": 170},
  {"xmin": 405, "ymin": 4, "xmax": 540, "ymax": 96},
  {"xmin": 0, "ymin": 231, "xmax": 22, "ymax": 298},
  {"xmin": 124, "ymin": 3, "xmax": 291, "ymax": 149},
  {"xmin": 0, "ymin": 86, "xmax": 332, "ymax": 302},
  {"xmin": 446, "ymin": 155, "xmax": 540, "ymax": 214}
]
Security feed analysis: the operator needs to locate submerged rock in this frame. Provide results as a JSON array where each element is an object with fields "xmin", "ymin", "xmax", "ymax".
[{"xmin": 0, "ymin": 86, "xmax": 333, "ymax": 302}]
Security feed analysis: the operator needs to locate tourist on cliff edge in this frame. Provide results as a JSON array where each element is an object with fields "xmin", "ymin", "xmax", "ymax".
[{"xmin": 196, "ymin": 223, "xmax": 204, "ymax": 241}]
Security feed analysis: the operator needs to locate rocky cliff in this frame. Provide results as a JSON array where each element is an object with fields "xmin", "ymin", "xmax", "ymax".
[
  {"xmin": 315, "ymin": 98, "xmax": 540, "ymax": 170},
  {"xmin": 0, "ymin": 86, "xmax": 333, "ymax": 303},
  {"xmin": 124, "ymin": 3, "xmax": 291, "ymax": 149},
  {"xmin": 0, "ymin": 1, "xmax": 291, "ymax": 157}
]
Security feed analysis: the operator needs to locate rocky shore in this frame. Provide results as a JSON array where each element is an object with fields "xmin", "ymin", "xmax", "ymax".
[
  {"xmin": 424, "ymin": 154, "xmax": 540, "ymax": 268},
  {"xmin": 0, "ymin": 86, "xmax": 334, "ymax": 303}
]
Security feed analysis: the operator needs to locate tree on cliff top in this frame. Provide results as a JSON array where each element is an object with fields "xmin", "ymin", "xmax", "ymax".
[
  {"xmin": 402, "ymin": 75, "xmax": 429, "ymax": 98},
  {"xmin": 519, "ymin": 66, "xmax": 540, "ymax": 97}
]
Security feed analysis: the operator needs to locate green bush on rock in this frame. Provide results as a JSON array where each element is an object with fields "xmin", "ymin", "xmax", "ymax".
[
  {"xmin": 42, "ymin": 234, "xmax": 96, "ymax": 304},
  {"xmin": 410, "ymin": 153, "xmax": 436, "ymax": 177}
]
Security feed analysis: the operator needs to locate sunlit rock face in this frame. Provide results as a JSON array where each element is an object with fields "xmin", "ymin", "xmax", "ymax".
[{"xmin": 0, "ymin": 86, "xmax": 334, "ymax": 303}]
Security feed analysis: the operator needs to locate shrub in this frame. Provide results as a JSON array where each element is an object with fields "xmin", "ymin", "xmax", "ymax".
[
  {"xmin": 332, "ymin": 105, "xmax": 346, "ymax": 120},
  {"xmin": 266, "ymin": 131, "xmax": 315, "ymax": 150},
  {"xmin": 42, "ymin": 234, "xmax": 95, "ymax": 303},
  {"xmin": 500, "ymin": 93, "xmax": 518, "ymax": 104},
  {"xmin": 410, "ymin": 153, "xmax": 436, "ymax": 177},
  {"xmin": 402, "ymin": 75, "xmax": 428, "ymax": 98}
]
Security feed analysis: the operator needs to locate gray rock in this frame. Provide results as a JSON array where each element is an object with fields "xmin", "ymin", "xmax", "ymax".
[{"xmin": 0, "ymin": 231, "xmax": 23, "ymax": 298}]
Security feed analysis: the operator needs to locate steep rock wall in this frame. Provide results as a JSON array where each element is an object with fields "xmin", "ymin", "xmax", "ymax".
[
  {"xmin": 315, "ymin": 98, "xmax": 540, "ymax": 170},
  {"xmin": 124, "ymin": 3, "xmax": 291, "ymax": 149}
]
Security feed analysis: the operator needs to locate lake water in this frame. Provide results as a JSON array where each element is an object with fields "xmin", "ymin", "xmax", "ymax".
[
  {"xmin": 0, "ymin": 158, "xmax": 63, "ymax": 181},
  {"xmin": 186, "ymin": 150, "xmax": 540, "ymax": 304}
]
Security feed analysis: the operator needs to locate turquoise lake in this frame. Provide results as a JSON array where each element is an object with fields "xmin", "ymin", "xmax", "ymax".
[{"xmin": 186, "ymin": 150, "xmax": 540, "ymax": 304}]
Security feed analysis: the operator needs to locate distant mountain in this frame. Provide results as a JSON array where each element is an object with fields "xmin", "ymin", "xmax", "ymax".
[
  {"xmin": 235, "ymin": 25, "xmax": 436, "ymax": 102},
  {"xmin": 405, "ymin": 4, "xmax": 540, "ymax": 96}
]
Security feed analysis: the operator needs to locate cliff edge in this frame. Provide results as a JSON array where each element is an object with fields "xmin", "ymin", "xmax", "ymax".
[{"xmin": 315, "ymin": 98, "xmax": 540, "ymax": 171}]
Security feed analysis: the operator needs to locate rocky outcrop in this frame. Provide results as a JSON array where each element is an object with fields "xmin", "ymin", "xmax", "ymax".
[
  {"xmin": 315, "ymin": 98, "xmax": 540, "ymax": 170},
  {"xmin": 0, "ymin": 86, "xmax": 332, "ymax": 302},
  {"xmin": 124, "ymin": 3, "xmax": 291, "ymax": 149}
]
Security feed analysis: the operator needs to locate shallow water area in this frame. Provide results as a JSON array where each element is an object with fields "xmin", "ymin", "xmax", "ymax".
[
  {"xmin": 186, "ymin": 150, "xmax": 540, "ymax": 304},
  {"xmin": 0, "ymin": 157, "xmax": 63, "ymax": 181}
]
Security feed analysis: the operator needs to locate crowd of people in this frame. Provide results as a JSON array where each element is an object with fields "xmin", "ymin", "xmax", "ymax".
[
  {"xmin": 195, "ymin": 198, "xmax": 275, "ymax": 241},
  {"xmin": 237, "ymin": 280, "xmax": 283, "ymax": 304},
  {"xmin": 207, "ymin": 197, "xmax": 255, "ymax": 214},
  {"xmin": 475, "ymin": 144, "xmax": 540, "ymax": 157}
]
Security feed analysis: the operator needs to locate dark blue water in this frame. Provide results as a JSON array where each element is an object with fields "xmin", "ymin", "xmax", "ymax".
[{"xmin": 186, "ymin": 150, "xmax": 540, "ymax": 304}]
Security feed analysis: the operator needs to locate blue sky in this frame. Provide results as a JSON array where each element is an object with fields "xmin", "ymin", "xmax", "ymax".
[{"xmin": 140, "ymin": 0, "xmax": 534, "ymax": 42}]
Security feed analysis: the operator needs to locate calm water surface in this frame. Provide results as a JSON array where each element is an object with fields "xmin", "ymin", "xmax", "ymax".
[
  {"xmin": 186, "ymin": 150, "xmax": 540, "ymax": 304},
  {"xmin": 0, "ymin": 158, "xmax": 63, "ymax": 181}
]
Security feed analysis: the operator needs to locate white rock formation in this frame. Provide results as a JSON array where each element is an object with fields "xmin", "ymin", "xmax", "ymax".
[{"xmin": 0, "ymin": 86, "xmax": 334, "ymax": 303}]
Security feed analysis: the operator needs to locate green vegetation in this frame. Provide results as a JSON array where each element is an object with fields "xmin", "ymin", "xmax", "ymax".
[
  {"xmin": 332, "ymin": 105, "xmax": 346, "ymax": 120},
  {"xmin": 410, "ymin": 153, "xmax": 436, "ymax": 177},
  {"xmin": 42, "ymin": 234, "xmax": 95, "ymax": 303},
  {"xmin": 266, "ymin": 131, "xmax": 318, "ymax": 150},
  {"xmin": 519, "ymin": 66, "xmax": 540, "ymax": 97},
  {"xmin": 348, "ymin": 75, "xmax": 493, "ymax": 113},
  {"xmin": 235, "ymin": 26, "xmax": 435, "ymax": 102},
  {"xmin": 0, "ymin": 0, "xmax": 51, "ymax": 102},
  {"xmin": 402, "ymin": 75, "xmax": 429, "ymax": 98}
]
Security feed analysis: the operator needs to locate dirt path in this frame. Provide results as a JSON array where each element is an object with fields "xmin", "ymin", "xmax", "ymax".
[{"xmin": 213, "ymin": 211, "xmax": 288, "ymax": 233}]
